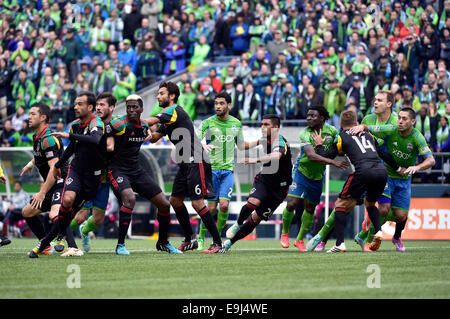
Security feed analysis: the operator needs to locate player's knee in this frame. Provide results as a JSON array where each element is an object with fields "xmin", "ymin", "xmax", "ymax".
[
  {"xmin": 62, "ymin": 194, "xmax": 75, "ymax": 209},
  {"xmin": 169, "ymin": 197, "xmax": 183, "ymax": 210},
  {"xmin": 395, "ymin": 213, "xmax": 408, "ymax": 223},
  {"xmin": 74, "ymin": 213, "xmax": 87, "ymax": 225},
  {"xmin": 191, "ymin": 200, "xmax": 204, "ymax": 212},
  {"xmin": 93, "ymin": 213, "xmax": 105, "ymax": 226},
  {"xmin": 219, "ymin": 201, "xmax": 229, "ymax": 212}
]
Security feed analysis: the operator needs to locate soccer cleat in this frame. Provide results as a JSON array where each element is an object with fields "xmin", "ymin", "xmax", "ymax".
[
  {"xmin": 294, "ymin": 240, "xmax": 306, "ymax": 251},
  {"xmin": 327, "ymin": 243, "xmax": 347, "ymax": 253},
  {"xmin": 280, "ymin": 233, "xmax": 290, "ymax": 248},
  {"xmin": 219, "ymin": 239, "xmax": 232, "ymax": 253},
  {"xmin": 79, "ymin": 226, "xmax": 91, "ymax": 253},
  {"xmin": 392, "ymin": 237, "xmax": 406, "ymax": 252},
  {"xmin": 369, "ymin": 231, "xmax": 383, "ymax": 252},
  {"xmin": 178, "ymin": 237, "xmax": 198, "ymax": 252},
  {"xmin": 61, "ymin": 248, "xmax": 84, "ymax": 257},
  {"xmin": 28, "ymin": 247, "xmax": 42, "ymax": 258},
  {"xmin": 41, "ymin": 245, "xmax": 54, "ymax": 255},
  {"xmin": 306, "ymin": 234, "xmax": 323, "ymax": 251},
  {"xmin": 226, "ymin": 222, "xmax": 241, "ymax": 239},
  {"xmin": 201, "ymin": 243, "xmax": 222, "ymax": 254},
  {"xmin": 156, "ymin": 241, "xmax": 183, "ymax": 254},
  {"xmin": 314, "ymin": 241, "xmax": 326, "ymax": 252},
  {"xmin": 53, "ymin": 236, "xmax": 65, "ymax": 252},
  {"xmin": 362, "ymin": 211, "xmax": 371, "ymax": 232},
  {"xmin": 354, "ymin": 234, "xmax": 366, "ymax": 251},
  {"xmin": 0, "ymin": 235, "xmax": 11, "ymax": 247},
  {"xmin": 197, "ymin": 238, "xmax": 204, "ymax": 251},
  {"xmin": 116, "ymin": 244, "xmax": 130, "ymax": 255}
]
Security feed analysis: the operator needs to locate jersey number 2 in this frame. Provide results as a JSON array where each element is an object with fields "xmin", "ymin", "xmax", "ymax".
[{"xmin": 352, "ymin": 136, "xmax": 375, "ymax": 153}]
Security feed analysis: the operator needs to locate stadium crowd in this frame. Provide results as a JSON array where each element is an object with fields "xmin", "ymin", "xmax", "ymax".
[{"xmin": 0, "ymin": 0, "xmax": 449, "ymax": 154}]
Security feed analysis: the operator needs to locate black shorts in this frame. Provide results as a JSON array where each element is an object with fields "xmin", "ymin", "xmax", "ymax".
[
  {"xmin": 62, "ymin": 164, "xmax": 103, "ymax": 211},
  {"xmin": 108, "ymin": 167, "xmax": 162, "ymax": 200},
  {"xmin": 249, "ymin": 174, "xmax": 289, "ymax": 221},
  {"xmin": 339, "ymin": 164, "xmax": 388, "ymax": 203},
  {"xmin": 172, "ymin": 162, "xmax": 215, "ymax": 200},
  {"xmin": 33, "ymin": 179, "xmax": 64, "ymax": 213}
]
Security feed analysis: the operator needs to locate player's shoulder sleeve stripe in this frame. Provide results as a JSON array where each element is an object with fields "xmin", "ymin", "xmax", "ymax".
[
  {"xmin": 336, "ymin": 134, "xmax": 343, "ymax": 155},
  {"xmin": 41, "ymin": 134, "xmax": 58, "ymax": 150},
  {"xmin": 111, "ymin": 115, "xmax": 128, "ymax": 130},
  {"xmin": 69, "ymin": 120, "xmax": 80, "ymax": 134},
  {"xmin": 166, "ymin": 107, "xmax": 178, "ymax": 125}
]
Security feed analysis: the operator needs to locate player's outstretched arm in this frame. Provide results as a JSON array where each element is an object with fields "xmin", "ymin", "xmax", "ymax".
[
  {"xmin": 54, "ymin": 140, "xmax": 75, "ymax": 171},
  {"xmin": 348, "ymin": 124, "xmax": 369, "ymax": 135},
  {"xmin": 241, "ymin": 150, "xmax": 282, "ymax": 164},
  {"xmin": 237, "ymin": 139, "xmax": 261, "ymax": 150},
  {"xmin": 404, "ymin": 154, "xmax": 436, "ymax": 175},
  {"xmin": 143, "ymin": 117, "xmax": 161, "ymax": 126},
  {"xmin": 304, "ymin": 145, "xmax": 349, "ymax": 169}
]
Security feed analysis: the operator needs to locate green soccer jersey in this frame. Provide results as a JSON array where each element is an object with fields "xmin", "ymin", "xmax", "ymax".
[
  {"xmin": 297, "ymin": 123, "xmax": 339, "ymax": 180},
  {"xmin": 369, "ymin": 125, "xmax": 432, "ymax": 179},
  {"xmin": 362, "ymin": 112, "xmax": 398, "ymax": 146},
  {"xmin": 199, "ymin": 115, "xmax": 244, "ymax": 171}
]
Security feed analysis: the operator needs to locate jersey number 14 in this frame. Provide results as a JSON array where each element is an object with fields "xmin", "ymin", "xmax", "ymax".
[{"xmin": 352, "ymin": 135, "xmax": 375, "ymax": 153}]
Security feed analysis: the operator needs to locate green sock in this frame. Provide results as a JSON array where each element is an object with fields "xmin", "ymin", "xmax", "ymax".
[
  {"xmin": 70, "ymin": 219, "xmax": 78, "ymax": 231},
  {"xmin": 81, "ymin": 216, "xmax": 99, "ymax": 236},
  {"xmin": 198, "ymin": 221, "xmax": 207, "ymax": 240},
  {"xmin": 318, "ymin": 210, "xmax": 335, "ymax": 239},
  {"xmin": 216, "ymin": 210, "xmax": 229, "ymax": 234},
  {"xmin": 367, "ymin": 224, "xmax": 375, "ymax": 243},
  {"xmin": 281, "ymin": 207, "xmax": 295, "ymax": 234},
  {"xmin": 385, "ymin": 209, "xmax": 396, "ymax": 222},
  {"xmin": 296, "ymin": 210, "xmax": 314, "ymax": 241}
]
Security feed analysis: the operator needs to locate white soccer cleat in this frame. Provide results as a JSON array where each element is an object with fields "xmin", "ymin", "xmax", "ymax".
[
  {"xmin": 61, "ymin": 248, "xmax": 84, "ymax": 257},
  {"xmin": 326, "ymin": 243, "xmax": 347, "ymax": 253},
  {"xmin": 226, "ymin": 222, "xmax": 241, "ymax": 239}
]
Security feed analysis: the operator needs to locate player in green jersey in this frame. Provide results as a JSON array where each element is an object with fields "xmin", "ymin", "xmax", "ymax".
[
  {"xmin": 197, "ymin": 92, "xmax": 259, "ymax": 250},
  {"xmin": 280, "ymin": 106, "xmax": 349, "ymax": 251},
  {"xmin": 349, "ymin": 107, "xmax": 435, "ymax": 251}
]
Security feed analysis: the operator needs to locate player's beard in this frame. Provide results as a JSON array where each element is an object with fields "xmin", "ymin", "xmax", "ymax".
[{"xmin": 159, "ymin": 97, "xmax": 170, "ymax": 108}]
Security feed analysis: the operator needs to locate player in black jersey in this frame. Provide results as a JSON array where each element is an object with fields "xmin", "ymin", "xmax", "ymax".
[
  {"xmin": 20, "ymin": 102, "xmax": 77, "ymax": 255},
  {"xmin": 106, "ymin": 94, "xmax": 182, "ymax": 255},
  {"xmin": 221, "ymin": 114, "xmax": 293, "ymax": 252},
  {"xmin": 312, "ymin": 110, "xmax": 396, "ymax": 253},
  {"xmin": 28, "ymin": 92, "xmax": 107, "ymax": 258},
  {"xmin": 144, "ymin": 81, "xmax": 223, "ymax": 254}
]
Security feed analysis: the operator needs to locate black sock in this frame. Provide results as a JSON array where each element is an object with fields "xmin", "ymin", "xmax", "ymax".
[
  {"xmin": 334, "ymin": 208, "xmax": 347, "ymax": 246},
  {"xmin": 231, "ymin": 216, "xmax": 257, "ymax": 244},
  {"xmin": 237, "ymin": 202, "xmax": 257, "ymax": 225},
  {"xmin": 65, "ymin": 225, "xmax": 77, "ymax": 248},
  {"xmin": 367, "ymin": 206, "xmax": 382, "ymax": 233},
  {"xmin": 157, "ymin": 210, "xmax": 170, "ymax": 244},
  {"xmin": 25, "ymin": 216, "xmax": 46, "ymax": 240},
  {"xmin": 198, "ymin": 206, "xmax": 221, "ymax": 245},
  {"xmin": 118, "ymin": 206, "xmax": 133, "ymax": 245},
  {"xmin": 174, "ymin": 205, "xmax": 193, "ymax": 241},
  {"xmin": 38, "ymin": 220, "xmax": 60, "ymax": 250},
  {"xmin": 394, "ymin": 219, "xmax": 407, "ymax": 240},
  {"xmin": 58, "ymin": 205, "xmax": 73, "ymax": 233}
]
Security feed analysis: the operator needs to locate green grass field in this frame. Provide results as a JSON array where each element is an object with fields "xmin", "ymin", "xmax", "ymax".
[{"xmin": 1, "ymin": 238, "xmax": 449, "ymax": 299}]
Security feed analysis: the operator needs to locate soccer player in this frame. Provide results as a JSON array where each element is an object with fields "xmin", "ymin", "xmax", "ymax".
[
  {"xmin": 20, "ymin": 102, "xmax": 75, "ymax": 255},
  {"xmin": 0, "ymin": 163, "xmax": 11, "ymax": 247},
  {"xmin": 310, "ymin": 110, "xmax": 392, "ymax": 252},
  {"xmin": 107, "ymin": 94, "xmax": 182, "ymax": 255},
  {"xmin": 28, "ymin": 92, "xmax": 107, "ymax": 258},
  {"xmin": 145, "ymin": 81, "xmax": 223, "ymax": 253},
  {"xmin": 221, "ymin": 114, "xmax": 292, "ymax": 252},
  {"xmin": 307, "ymin": 90, "xmax": 399, "ymax": 252},
  {"xmin": 197, "ymin": 92, "xmax": 259, "ymax": 250},
  {"xmin": 280, "ymin": 106, "xmax": 349, "ymax": 251},
  {"xmin": 349, "ymin": 107, "xmax": 435, "ymax": 251},
  {"xmin": 69, "ymin": 92, "xmax": 116, "ymax": 252}
]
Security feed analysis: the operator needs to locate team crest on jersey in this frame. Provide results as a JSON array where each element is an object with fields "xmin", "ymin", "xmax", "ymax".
[
  {"xmin": 407, "ymin": 143, "xmax": 413, "ymax": 151},
  {"xmin": 117, "ymin": 177, "xmax": 123, "ymax": 183},
  {"xmin": 143, "ymin": 127, "xmax": 147, "ymax": 136},
  {"xmin": 66, "ymin": 178, "xmax": 73, "ymax": 185},
  {"xmin": 373, "ymin": 126, "xmax": 381, "ymax": 132},
  {"xmin": 231, "ymin": 125, "xmax": 237, "ymax": 132},
  {"xmin": 106, "ymin": 125, "xmax": 112, "ymax": 134},
  {"xmin": 250, "ymin": 188, "xmax": 256, "ymax": 194}
]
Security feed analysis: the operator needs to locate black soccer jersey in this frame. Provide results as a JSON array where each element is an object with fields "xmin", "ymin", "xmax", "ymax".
[
  {"xmin": 156, "ymin": 104, "xmax": 206, "ymax": 164},
  {"xmin": 259, "ymin": 133, "xmax": 293, "ymax": 187},
  {"xmin": 106, "ymin": 115, "xmax": 150, "ymax": 170},
  {"xmin": 55, "ymin": 115, "xmax": 107, "ymax": 173},
  {"xmin": 316, "ymin": 130, "xmax": 399, "ymax": 173},
  {"xmin": 32, "ymin": 126, "xmax": 66, "ymax": 180}
]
